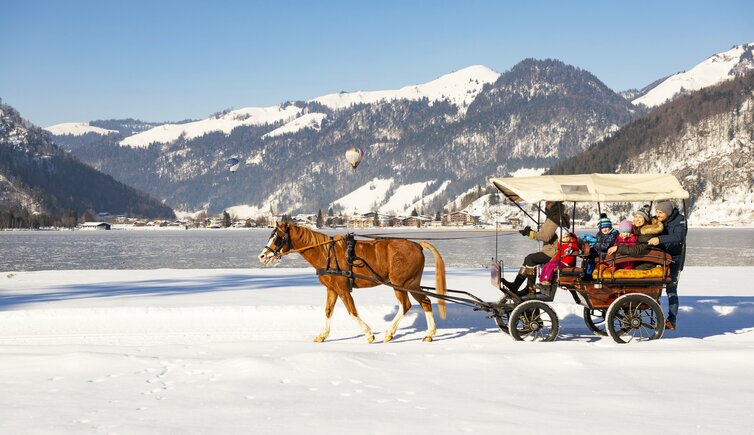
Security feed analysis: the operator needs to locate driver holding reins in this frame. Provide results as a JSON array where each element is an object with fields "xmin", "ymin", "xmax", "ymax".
[{"xmin": 503, "ymin": 201, "xmax": 570, "ymax": 297}]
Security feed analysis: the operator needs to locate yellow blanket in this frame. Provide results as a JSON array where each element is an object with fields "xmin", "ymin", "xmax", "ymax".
[{"xmin": 593, "ymin": 263, "xmax": 667, "ymax": 280}]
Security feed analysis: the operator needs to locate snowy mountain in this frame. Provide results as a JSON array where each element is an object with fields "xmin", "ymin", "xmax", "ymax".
[
  {"xmin": 49, "ymin": 58, "xmax": 641, "ymax": 220},
  {"xmin": 63, "ymin": 66, "xmax": 499, "ymax": 150},
  {"xmin": 633, "ymin": 43, "xmax": 754, "ymax": 107},
  {"xmin": 48, "ymin": 59, "xmax": 641, "ymax": 219}
]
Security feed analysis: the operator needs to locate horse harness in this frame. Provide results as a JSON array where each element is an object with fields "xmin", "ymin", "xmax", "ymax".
[
  {"xmin": 316, "ymin": 233, "xmax": 387, "ymax": 292},
  {"xmin": 268, "ymin": 227, "xmax": 385, "ymax": 292}
]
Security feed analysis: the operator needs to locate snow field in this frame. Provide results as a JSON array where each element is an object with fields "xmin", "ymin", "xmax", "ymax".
[{"xmin": 1, "ymin": 267, "xmax": 753, "ymax": 434}]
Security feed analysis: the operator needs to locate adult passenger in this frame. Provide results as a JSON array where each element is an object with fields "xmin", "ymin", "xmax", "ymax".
[
  {"xmin": 647, "ymin": 200, "xmax": 687, "ymax": 330},
  {"xmin": 503, "ymin": 201, "xmax": 570, "ymax": 296},
  {"xmin": 606, "ymin": 205, "xmax": 664, "ymax": 266}
]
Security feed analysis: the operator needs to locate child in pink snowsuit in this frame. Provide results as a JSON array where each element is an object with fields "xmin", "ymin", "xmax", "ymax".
[
  {"xmin": 539, "ymin": 232, "xmax": 579, "ymax": 285},
  {"xmin": 613, "ymin": 220, "xmax": 638, "ymax": 269}
]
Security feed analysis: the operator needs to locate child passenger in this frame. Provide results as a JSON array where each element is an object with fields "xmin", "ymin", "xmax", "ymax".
[
  {"xmin": 539, "ymin": 232, "xmax": 579, "ymax": 285},
  {"xmin": 612, "ymin": 220, "xmax": 638, "ymax": 270},
  {"xmin": 579, "ymin": 214, "xmax": 618, "ymax": 277}
]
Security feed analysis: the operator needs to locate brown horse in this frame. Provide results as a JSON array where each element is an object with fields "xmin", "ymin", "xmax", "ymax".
[{"xmin": 258, "ymin": 222, "xmax": 447, "ymax": 343}]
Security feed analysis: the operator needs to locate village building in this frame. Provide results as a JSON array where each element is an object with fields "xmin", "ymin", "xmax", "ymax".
[
  {"xmin": 80, "ymin": 222, "xmax": 111, "ymax": 230},
  {"xmin": 447, "ymin": 211, "xmax": 481, "ymax": 226}
]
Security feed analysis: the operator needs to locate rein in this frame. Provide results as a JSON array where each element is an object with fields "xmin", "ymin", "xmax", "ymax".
[
  {"xmin": 356, "ymin": 232, "xmax": 515, "ymax": 241},
  {"xmin": 274, "ymin": 238, "xmax": 339, "ymax": 258}
]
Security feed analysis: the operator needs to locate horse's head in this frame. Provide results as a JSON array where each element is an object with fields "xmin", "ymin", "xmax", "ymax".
[{"xmin": 258, "ymin": 222, "xmax": 292, "ymax": 266}]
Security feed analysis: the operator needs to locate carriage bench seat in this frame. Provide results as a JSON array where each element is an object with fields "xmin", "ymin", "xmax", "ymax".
[{"xmin": 593, "ymin": 263, "xmax": 669, "ymax": 281}]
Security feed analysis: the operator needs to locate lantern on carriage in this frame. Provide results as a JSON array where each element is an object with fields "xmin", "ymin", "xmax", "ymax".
[{"xmin": 344, "ymin": 147, "xmax": 365, "ymax": 169}]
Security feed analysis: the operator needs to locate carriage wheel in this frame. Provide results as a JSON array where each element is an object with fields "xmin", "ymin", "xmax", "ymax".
[
  {"xmin": 492, "ymin": 297, "xmax": 513, "ymax": 335},
  {"xmin": 606, "ymin": 294, "xmax": 665, "ymax": 344},
  {"xmin": 508, "ymin": 300, "xmax": 559, "ymax": 342},
  {"xmin": 583, "ymin": 307, "xmax": 607, "ymax": 336}
]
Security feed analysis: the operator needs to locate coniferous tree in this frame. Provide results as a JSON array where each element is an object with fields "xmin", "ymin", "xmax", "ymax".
[{"xmin": 316, "ymin": 209, "xmax": 324, "ymax": 228}]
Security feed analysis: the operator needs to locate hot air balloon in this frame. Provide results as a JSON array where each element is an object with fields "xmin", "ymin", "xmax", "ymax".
[
  {"xmin": 344, "ymin": 147, "xmax": 365, "ymax": 169},
  {"xmin": 225, "ymin": 157, "xmax": 240, "ymax": 174}
]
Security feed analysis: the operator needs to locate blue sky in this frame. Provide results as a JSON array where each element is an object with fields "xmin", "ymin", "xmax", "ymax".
[{"xmin": 2, "ymin": 0, "xmax": 753, "ymax": 126}]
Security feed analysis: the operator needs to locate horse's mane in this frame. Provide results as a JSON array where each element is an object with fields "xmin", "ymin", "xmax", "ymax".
[{"xmin": 289, "ymin": 223, "xmax": 330, "ymax": 248}]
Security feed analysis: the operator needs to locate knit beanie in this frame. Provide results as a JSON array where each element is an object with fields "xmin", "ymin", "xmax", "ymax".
[
  {"xmin": 618, "ymin": 220, "xmax": 633, "ymax": 233},
  {"xmin": 598, "ymin": 217, "xmax": 612, "ymax": 229},
  {"xmin": 655, "ymin": 201, "xmax": 674, "ymax": 216},
  {"xmin": 634, "ymin": 208, "xmax": 650, "ymax": 223}
]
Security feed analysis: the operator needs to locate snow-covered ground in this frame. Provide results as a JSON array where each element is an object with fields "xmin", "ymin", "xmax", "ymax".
[{"xmin": 1, "ymin": 266, "xmax": 753, "ymax": 433}]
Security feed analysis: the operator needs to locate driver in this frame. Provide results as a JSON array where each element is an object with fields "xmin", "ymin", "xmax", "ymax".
[{"xmin": 503, "ymin": 201, "xmax": 570, "ymax": 296}]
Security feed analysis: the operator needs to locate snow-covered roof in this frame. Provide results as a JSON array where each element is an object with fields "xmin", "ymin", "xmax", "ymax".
[{"xmin": 490, "ymin": 173, "xmax": 690, "ymax": 203}]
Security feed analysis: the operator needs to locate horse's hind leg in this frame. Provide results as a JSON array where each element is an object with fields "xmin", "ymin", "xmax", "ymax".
[
  {"xmin": 337, "ymin": 288, "xmax": 374, "ymax": 343},
  {"xmin": 411, "ymin": 291, "xmax": 437, "ymax": 342},
  {"xmin": 384, "ymin": 289, "xmax": 411, "ymax": 343},
  {"xmin": 314, "ymin": 288, "xmax": 338, "ymax": 342}
]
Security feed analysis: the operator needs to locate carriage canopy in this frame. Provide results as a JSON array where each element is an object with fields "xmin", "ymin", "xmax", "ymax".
[{"xmin": 490, "ymin": 173, "xmax": 690, "ymax": 204}]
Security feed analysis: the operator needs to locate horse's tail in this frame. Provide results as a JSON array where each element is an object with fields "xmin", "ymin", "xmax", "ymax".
[{"xmin": 419, "ymin": 241, "xmax": 447, "ymax": 320}]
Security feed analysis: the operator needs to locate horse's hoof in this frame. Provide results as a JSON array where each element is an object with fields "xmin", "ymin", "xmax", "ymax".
[
  {"xmin": 314, "ymin": 336, "xmax": 325, "ymax": 343},
  {"xmin": 383, "ymin": 334, "xmax": 393, "ymax": 343},
  {"xmin": 422, "ymin": 336, "xmax": 433, "ymax": 342},
  {"xmin": 367, "ymin": 335, "xmax": 375, "ymax": 344}
]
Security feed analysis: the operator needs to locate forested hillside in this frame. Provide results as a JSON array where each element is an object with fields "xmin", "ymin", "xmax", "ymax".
[
  {"xmin": 549, "ymin": 72, "xmax": 754, "ymax": 223},
  {"xmin": 0, "ymin": 101, "xmax": 175, "ymax": 227}
]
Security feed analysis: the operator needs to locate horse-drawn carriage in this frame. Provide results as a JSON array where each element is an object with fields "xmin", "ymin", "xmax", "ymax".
[
  {"xmin": 488, "ymin": 173, "xmax": 689, "ymax": 343},
  {"xmin": 259, "ymin": 173, "xmax": 688, "ymax": 344}
]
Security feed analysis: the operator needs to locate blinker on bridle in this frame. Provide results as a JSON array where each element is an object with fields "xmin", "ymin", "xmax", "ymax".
[{"xmin": 266, "ymin": 227, "xmax": 291, "ymax": 258}]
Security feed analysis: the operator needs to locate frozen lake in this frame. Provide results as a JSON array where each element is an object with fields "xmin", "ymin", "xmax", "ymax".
[{"xmin": 1, "ymin": 227, "xmax": 753, "ymax": 271}]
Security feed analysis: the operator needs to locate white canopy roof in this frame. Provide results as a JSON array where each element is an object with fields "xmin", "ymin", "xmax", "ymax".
[{"xmin": 490, "ymin": 173, "xmax": 690, "ymax": 203}]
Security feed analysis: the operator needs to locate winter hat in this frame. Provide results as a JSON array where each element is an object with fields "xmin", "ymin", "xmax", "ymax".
[
  {"xmin": 618, "ymin": 220, "xmax": 633, "ymax": 233},
  {"xmin": 634, "ymin": 208, "xmax": 650, "ymax": 223},
  {"xmin": 655, "ymin": 200, "xmax": 675, "ymax": 216},
  {"xmin": 597, "ymin": 213, "xmax": 612, "ymax": 229}
]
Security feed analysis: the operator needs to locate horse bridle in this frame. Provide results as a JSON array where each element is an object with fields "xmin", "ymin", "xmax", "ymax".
[{"xmin": 265, "ymin": 226, "xmax": 291, "ymax": 258}]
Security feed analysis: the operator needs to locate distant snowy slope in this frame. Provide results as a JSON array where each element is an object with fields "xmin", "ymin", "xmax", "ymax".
[
  {"xmin": 378, "ymin": 181, "xmax": 434, "ymax": 214},
  {"xmin": 312, "ymin": 65, "xmax": 500, "ymax": 111},
  {"xmin": 262, "ymin": 113, "xmax": 327, "ymax": 139},
  {"xmin": 44, "ymin": 122, "xmax": 117, "ymax": 136},
  {"xmin": 120, "ymin": 106, "xmax": 302, "ymax": 148},
  {"xmin": 115, "ymin": 65, "xmax": 499, "ymax": 148},
  {"xmin": 330, "ymin": 178, "xmax": 394, "ymax": 214},
  {"xmin": 633, "ymin": 43, "xmax": 754, "ymax": 107}
]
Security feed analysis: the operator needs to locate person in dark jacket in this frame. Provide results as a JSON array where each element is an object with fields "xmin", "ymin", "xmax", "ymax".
[
  {"xmin": 504, "ymin": 201, "xmax": 570, "ymax": 296},
  {"xmin": 647, "ymin": 200, "xmax": 687, "ymax": 330},
  {"xmin": 579, "ymin": 214, "xmax": 617, "ymax": 278}
]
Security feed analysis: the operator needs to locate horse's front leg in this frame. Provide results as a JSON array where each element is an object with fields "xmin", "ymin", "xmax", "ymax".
[
  {"xmin": 314, "ymin": 288, "xmax": 337, "ymax": 343},
  {"xmin": 338, "ymin": 288, "xmax": 374, "ymax": 343}
]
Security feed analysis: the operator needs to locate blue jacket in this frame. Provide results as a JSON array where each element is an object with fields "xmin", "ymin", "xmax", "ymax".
[
  {"xmin": 658, "ymin": 208, "xmax": 687, "ymax": 270},
  {"xmin": 594, "ymin": 228, "xmax": 618, "ymax": 258}
]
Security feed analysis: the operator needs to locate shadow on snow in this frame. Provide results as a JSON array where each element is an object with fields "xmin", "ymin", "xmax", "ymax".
[{"xmin": 0, "ymin": 272, "xmax": 318, "ymax": 310}]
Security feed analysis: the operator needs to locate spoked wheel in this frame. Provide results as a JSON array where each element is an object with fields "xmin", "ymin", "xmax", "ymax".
[
  {"xmin": 606, "ymin": 294, "xmax": 665, "ymax": 344},
  {"xmin": 508, "ymin": 300, "xmax": 559, "ymax": 342},
  {"xmin": 492, "ymin": 297, "xmax": 514, "ymax": 335},
  {"xmin": 583, "ymin": 307, "xmax": 607, "ymax": 336}
]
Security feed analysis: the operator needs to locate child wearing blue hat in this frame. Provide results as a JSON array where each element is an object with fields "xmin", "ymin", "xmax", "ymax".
[{"xmin": 579, "ymin": 213, "xmax": 618, "ymax": 278}]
